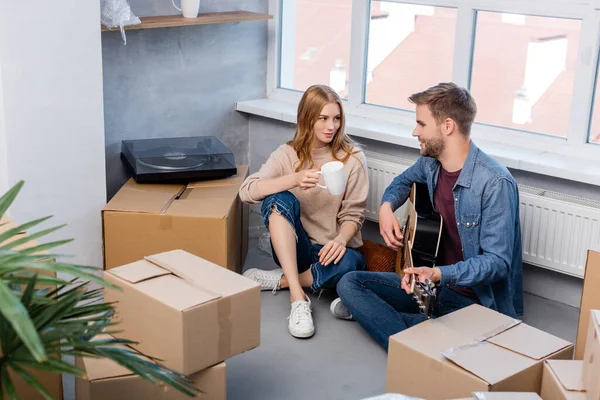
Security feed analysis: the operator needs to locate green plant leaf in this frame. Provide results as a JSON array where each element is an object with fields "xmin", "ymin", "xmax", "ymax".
[
  {"xmin": 0, "ymin": 279, "xmax": 46, "ymax": 362},
  {"xmin": 20, "ymin": 274, "xmax": 38, "ymax": 308},
  {"xmin": 9, "ymin": 364, "xmax": 52, "ymax": 400},
  {"xmin": 0, "ymin": 181, "xmax": 23, "ymax": 220},
  {"xmin": 0, "ymin": 217, "xmax": 53, "ymax": 246},
  {"xmin": 1, "ymin": 365, "xmax": 18, "ymax": 400},
  {"xmin": 0, "ymin": 227, "xmax": 69, "ymax": 252}
]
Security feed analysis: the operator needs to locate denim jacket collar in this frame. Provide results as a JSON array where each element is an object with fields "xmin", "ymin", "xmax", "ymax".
[{"xmin": 429, "ymin": 140, "xmax": 479, "ymax": 189}]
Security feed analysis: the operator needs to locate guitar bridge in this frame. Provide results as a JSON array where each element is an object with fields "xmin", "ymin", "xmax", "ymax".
[{"xmin": 412, "ymin": 279, "xmax": 437, "ymax": 319}]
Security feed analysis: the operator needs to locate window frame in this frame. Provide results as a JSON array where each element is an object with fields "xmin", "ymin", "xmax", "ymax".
[{"xmin": 267, "ymin": 0, "xmax": 600, "ymax": 161}]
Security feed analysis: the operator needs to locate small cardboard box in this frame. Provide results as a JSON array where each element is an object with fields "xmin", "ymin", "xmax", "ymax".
[
  {"xmin": 386, "ymin": 304, "xmax": 573, "ymax": 400},
  {"xmin": 541, "ymin": 360, "xmax": 586, "ymax": 400},
  {"xmin": 583, "ymin": 310, "xmax": 600, "ymax": 400},
  {"xmin": 576, "ymin": 248, "xmax": 600, "ymax": 360},
  {"xmin": 102, "ymin": 165, "xmax": 249, "ymax": 273},
  {"xmin": 76, "ymin": 343, "xmax": 226, "ymax": 400},
  {"xmin": 104, "ymin": 249, "xmax": 260, "ymax": 375}
]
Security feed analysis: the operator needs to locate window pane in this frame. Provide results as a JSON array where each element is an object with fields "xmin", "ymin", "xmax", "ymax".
[
  {"xmin": 365, "ymin": 3, "xmax": 457, "ymax": 110},
  {"xmin": 470, "ymin": 12, "xmax": 581, "ymax": 137},
  {"xmin": 588, "ymin": 62, "xmax": 600, "ymax": 144},
  {"xmin": 279, "ymin": 0, "xmax": 352, "ymax": 97}
]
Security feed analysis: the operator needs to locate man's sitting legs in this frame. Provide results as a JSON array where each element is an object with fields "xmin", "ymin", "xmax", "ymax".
[{"xmin": 335, "ymin": 271, "xmax": 427, "ymax": 350}]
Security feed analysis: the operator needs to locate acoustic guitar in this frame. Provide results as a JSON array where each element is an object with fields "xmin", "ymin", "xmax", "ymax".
[{"xmin": 395, "ymin": 182, "xmax": 443, "ymax": 318}]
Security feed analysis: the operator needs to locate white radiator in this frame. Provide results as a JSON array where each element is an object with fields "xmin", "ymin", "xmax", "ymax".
[{"xmin": 364, "ymin": 151, "xmax": 600, "ymax": 278}]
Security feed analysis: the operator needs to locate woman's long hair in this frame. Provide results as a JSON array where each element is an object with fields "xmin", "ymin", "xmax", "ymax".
[{"xmin": 288, "ymin": 84, "xmax": 358, "ymax": 172}]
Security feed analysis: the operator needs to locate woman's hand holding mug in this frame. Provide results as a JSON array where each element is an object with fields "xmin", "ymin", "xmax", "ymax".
[{"xmin": 294, "ymin": 167, "xmax": 321, "ymax": 190}]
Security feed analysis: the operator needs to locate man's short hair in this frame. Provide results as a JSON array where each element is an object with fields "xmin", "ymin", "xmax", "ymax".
[{"xmin": 408, "ymin": 82, "xmax": 477, "ymax": 136}]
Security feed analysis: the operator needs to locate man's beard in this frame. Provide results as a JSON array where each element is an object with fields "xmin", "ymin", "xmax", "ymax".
[{"xmin": 421, "ymin": 133, "xmax": 445, "ymax": 159}]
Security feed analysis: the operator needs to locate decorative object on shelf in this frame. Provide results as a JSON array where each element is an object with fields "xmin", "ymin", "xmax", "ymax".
[
  {"xmin": 172, "ymin": 0, "xmax": 200, "ymax": 18},
  {"xmin": 100, "ymin": 0, "xmax": 141, "ymax": 44}
]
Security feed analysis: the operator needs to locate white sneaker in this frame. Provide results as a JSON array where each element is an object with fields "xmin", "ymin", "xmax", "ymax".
[
  {"xmin": 243, "ymin": 268, "xmax": 283, "ymax": 293},
  {"xmin": 288, "ymin": 297, "xmax": 314, "ymax": 338},
  {"xmin": 330, "ymin": 297, "xmax": 354, "ymax": 320}
]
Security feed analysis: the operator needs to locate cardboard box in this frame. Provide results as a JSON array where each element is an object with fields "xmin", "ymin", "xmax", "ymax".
[
  {"xmin": 457, "ymin": 394, "xmax": 542, "ymax": 400},
  {"xmin": 541, "ymin": 360, "xmax": 586, "ymax": 400},
  {"xmin": 0, "ymin": 215, "xmax": 63, "ymax": 400},
  {"xmin": 76, "ymin": 349, "xmax": 226, "ymax": 400},
  {"xmin": 576, "ymin": 248, "xmax": 600, "ymax": 360},
  {"xmin": 583, "ymin": 310, "xmax": 600, "ymax": 400},
  {"xmin": 386, "ymin": 304, "xmax": 573, "ymax": 400},
  {"xmin": 5, "ymin": 368, "xmax": 63, "ymax": 400},
  {"xmin": 104, "ymin": 249, "xmax": 260, "ymax": 375},
  {"xmin": 102, "ymin": 165, "xmax": 249, "ymax": 273}
]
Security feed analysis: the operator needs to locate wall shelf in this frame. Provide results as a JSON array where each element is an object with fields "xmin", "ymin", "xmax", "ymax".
[{"xmin": 101, "ymin": 11, "xmax": 272, "ymax": 32}]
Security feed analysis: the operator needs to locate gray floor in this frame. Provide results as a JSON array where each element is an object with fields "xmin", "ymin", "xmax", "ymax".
[{"xmin": 226, "ymin": 222, "xmax": 580, "ymax": 400}]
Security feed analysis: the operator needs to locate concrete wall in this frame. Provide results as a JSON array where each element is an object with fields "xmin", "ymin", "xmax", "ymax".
[
  {"xmin": 246, "ymin": 115, "xmax": 591, "ymax": 308},
  {"xmin": 102, "ymin": 0, "xmax": 267, "ymax": 199}
]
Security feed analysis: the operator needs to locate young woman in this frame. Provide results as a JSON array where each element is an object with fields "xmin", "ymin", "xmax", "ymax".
[{"xmin": 239, "ymin": 84, "xmax": 369, "ymax": 339}]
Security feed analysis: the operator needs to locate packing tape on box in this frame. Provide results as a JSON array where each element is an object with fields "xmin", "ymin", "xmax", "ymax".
[{"xmin": 217, "ymin": 297, "xmax": 233, "ymax": 360}]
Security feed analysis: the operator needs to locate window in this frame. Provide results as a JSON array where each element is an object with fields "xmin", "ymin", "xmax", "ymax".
[
  {"xmin": 270, "ymin": 0, "xmax": 600, "ymax": 162},
  {"xmin": 279, "ymin": 0, "xmax": 353, "ymax": 97},
  {"xmin": 589, "ymin": 60, "xmax": 600, "ymax": 144},
  {"xmin": 365, "ymin": 2, "xmax": 457, "ymax": 110},
  {"xmin": 470, "ymin": 12, "xmax": 581, "ymax": 138}
]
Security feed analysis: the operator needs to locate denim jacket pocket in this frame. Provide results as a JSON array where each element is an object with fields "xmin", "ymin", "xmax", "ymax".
[{"xmin": 460, "ymin": 214, "xmax": 481, "ymax": 229}]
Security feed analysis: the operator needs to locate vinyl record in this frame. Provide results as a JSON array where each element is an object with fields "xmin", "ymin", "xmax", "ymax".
[{"xmin": 137, "ymin": 149, "xmax": 208, "ymax": 171}]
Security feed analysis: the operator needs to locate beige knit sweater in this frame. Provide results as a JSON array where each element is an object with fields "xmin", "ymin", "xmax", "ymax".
[{"xmin": 239, "ymin": 144, "xmax": 368, "ymax": 248}]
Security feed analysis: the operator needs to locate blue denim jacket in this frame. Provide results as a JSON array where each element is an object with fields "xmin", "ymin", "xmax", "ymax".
[{"xmin": 382, "ymin": 141, "xmax": 523, "ymax": 318}]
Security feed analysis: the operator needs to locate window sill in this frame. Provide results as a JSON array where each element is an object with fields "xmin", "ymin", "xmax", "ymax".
[{"xmin": 236, "ymin": 98, "xmax": 600, "ymax": 187}]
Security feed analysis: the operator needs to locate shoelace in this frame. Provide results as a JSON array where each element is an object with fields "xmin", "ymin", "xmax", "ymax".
[
  {"xmin": 289, "ymin": 302, "xmax": 312, "ymax": 324},
  {"xmin": 256, "ymin": 271, "xmax": 281, "ymax": 294}
]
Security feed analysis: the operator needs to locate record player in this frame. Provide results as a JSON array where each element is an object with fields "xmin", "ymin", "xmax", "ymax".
[{"xmin": 121, "ymin": 136, "xmax": 237, "ymax": 184}]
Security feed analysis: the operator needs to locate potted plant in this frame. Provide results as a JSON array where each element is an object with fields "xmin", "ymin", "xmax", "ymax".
[{"xmin": 0, "ymin": 181, "xmax": 199, "ymax": 398}]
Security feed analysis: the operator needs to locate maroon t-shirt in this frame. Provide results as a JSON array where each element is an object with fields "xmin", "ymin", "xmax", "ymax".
[{"xmin": 434, "ymin": 167, "xmax": 478, "ymax": 299}]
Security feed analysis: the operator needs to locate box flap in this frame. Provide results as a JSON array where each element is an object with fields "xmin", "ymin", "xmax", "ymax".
[
  {"xmin": 473, "ymin": 393, "xmax": 542, "ymax": 399},
  {"xmin": 546, "ymin": 360, "xmax": 586, "ymax": 391},
  {"xmin": 145, "ymin": 250, "xmax": 259, "ymax": 297},
  {"xmin": 166, "ymin": 191, "xmax": 235, "ymax": 217},
  {"xmin": 187, "ymin": 165, "xmax": 249, "ymax": 189},
  {"xmin": 436, "ymin": 304, "xmax": 521, "ymax": 341},
  {"xmin": 487, "ymin": 323, "xmax": 573, "ymax": 360},
  {"xmin": 81, "ymin": 333, "xmax": 135, "ymax": 381},
  {"xmin": 134, "ymin": 275, "xmax": 221, "ymax": 311},
  {"xmin": 103, "ymin": 179, "xmax": 184, "ymax": 213},
  {"xmin": 390, "ymin": 318, "xmax": 477, "ymax": 360},
  {"xmin": 443, "ymin": 340, "xmax": 537, "ymax": 384},
  {"xmin": 106, "ymin": 260, "xmax": 171, "ymax": 283}
]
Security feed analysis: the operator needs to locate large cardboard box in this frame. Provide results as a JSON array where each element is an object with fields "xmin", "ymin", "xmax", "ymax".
[
  {"xmin": 0, "ymin": 215, "xmax": 63, "ymax": 400},
  {"xmin": 576, "ymin": 248, "xmax": 600, "ymax": 360},
  {"xmin": 102, "ymin": 165, "xmax": 249, "ymax": 272},
  {"xmin": 540, "ymin": 360, "xmax": 586, "ymax": 400},
  {"xmin": 104, "ymin": 249, "xmax": 260, "ymax": 375},
  {"xmin": 583, "ymin": 310, "xmax": 600, "ymax": 400},
  {"xmin": 386, "ymin": 304, "xmax": 573, "ymax": 400},
  {"xmin": 76, "ymin": 352, "xmax": 226, "ymax": 400}
]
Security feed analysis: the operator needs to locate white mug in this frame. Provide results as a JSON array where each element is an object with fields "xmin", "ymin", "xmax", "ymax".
[
  {"xmin": 172, "ymin": 0, "xmax": 200, "ymax": 18},
  {"xmin": 317, "ymin": 161, "xmax": 346, "ymax": 196}
]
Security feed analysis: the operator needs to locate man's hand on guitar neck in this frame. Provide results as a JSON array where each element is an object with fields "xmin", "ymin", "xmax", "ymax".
[
  {"xmin": 379, "ymin": 202, "xmax": 403, "ymax": 249},
  {"xmin": 401, "ymin": 267, "xmax": 442, "ymax": 294}
]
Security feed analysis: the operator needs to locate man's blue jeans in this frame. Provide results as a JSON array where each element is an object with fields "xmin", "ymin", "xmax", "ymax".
[
  {"xmin": 261, "ymin": 191, "xmax": 366, "ymax": 291},
  {"xmin": 337, "ymin": 271, "xmax": 480, "ymax": 351}
]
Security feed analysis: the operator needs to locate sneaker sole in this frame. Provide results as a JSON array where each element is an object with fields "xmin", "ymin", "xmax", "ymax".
[{"xmin": 289, "ymin": 328, "xmax": 315, "ymax": 338}]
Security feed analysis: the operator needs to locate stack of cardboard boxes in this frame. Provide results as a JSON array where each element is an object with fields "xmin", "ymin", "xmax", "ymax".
[
  {"xmin": 384, "ymin": 247, "xmax": 600, "ymax": 400},
  {"xmin": 76, "ymin": 249, "xmax": 261, "ymax": 399},
  {"xmin": 75, "ymin": 166, "xmax": 258, "ymax": 398}
]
